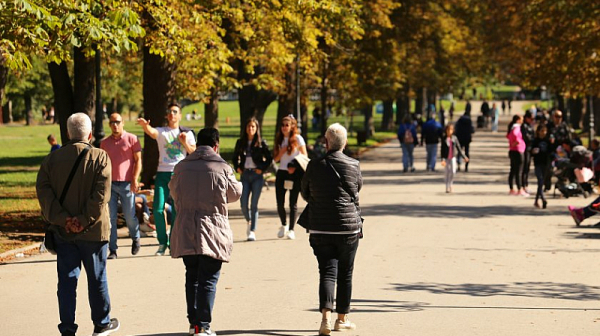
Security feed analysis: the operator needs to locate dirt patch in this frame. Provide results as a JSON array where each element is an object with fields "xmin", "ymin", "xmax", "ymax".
[{"xmin": 0, "ymin": 211, "xmax": 45, "ymax": 255}]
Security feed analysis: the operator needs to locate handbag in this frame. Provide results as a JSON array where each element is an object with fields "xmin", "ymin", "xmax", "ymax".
[{"xmin": 41, "ymin": 145, "xmax": 91, "ymax": 255}]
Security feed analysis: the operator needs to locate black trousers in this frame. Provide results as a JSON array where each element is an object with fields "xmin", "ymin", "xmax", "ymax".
[
  {"xmin": 509, "ymin": 150, "xmax": 524, "ymax": 190},
  {"xmin": 521, "ymin": 148, "xmax": 532, "ymax": 188},
  {"xmin": 275, "ymin": 170, "xmax": 302, "ymax": 230},
  {"xmin": 310, "ymin": 234, "xmax": 359, "ymax": 314}
]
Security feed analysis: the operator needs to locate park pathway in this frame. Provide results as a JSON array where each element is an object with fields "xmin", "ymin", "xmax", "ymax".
[{"xmin": 2, "ymin": 102, "xmax": 600, "ymax": 336}]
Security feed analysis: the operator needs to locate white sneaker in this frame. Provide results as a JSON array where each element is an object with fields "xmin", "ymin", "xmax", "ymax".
[
  {"xmin": 247, "ymin": 231, "xmax": 256, "ymax": 241},
  {"xmin": 277, "ymin": 225, "xmax": 288, "ymax": 238},
  {"xmin": 286, "ymin": 230, "xmax": 295, "ymax": 240},
  {"xmin": 142, "ymin": 212, "xmax": 150, "ymax": 224},
  {"xmin": 194, "ymin": 327, "xmax": 217, "ymax": 336},
  {"xmin": 319, "ymin": 318, "xmax": 331, "ymax": 335},
  {"xmin": 246, "ymin": 221, "xmax": 251, "ymax": 236},
  {"xmin": 333, "ymin": 319, "xmax": 356, "ymax": 331}
]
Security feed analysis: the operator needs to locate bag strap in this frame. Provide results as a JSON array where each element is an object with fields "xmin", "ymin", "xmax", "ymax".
[
  {"xmin": 324, "ymin": 157, "xmax": 356, "ymax": 203},
  {"xmin": 59, "ymin": 144, "xmax": 91, "ymax": 205}
]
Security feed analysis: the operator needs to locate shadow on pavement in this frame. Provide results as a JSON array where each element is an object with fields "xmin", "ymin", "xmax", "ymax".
[
  {"xmin": 389, "ymin": 282, "xmax": 600, "ymax": 301},
  {"xmin": 361, "ymin": 203, "xmax": 565, "ymax": 218},
  {"xmin": 214, "ymin": 330, "xmax": 314, "ymax": 336}
]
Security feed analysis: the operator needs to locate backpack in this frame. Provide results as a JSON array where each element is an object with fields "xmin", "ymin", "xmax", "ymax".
[{"xmin": 403, "ymin": 128, "xmax": 414, "ymax": 144}]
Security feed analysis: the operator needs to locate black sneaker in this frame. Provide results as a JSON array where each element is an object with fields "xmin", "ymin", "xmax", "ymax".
[
  {"xmin": 107, "ymin": 251, "xmax": 117, "ymax": 260},
  {"xmin": 61, "ymin": 331, "xmax": 76, "ymax": 336},
  {"xmin": 131, "ymin": 238, "xmax": 141, "ymax": 255},
  {"xmin": 93, "ymin": 318, "xmax": 120, "ymax": 336}
]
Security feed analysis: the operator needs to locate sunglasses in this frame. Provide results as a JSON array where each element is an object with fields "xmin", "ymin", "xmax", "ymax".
[
  {"xmin": 167, "ymin": 109, "xmax": 180, "ymax": 114},
  {"xmin": 109, "ymin": 120, "xmax": 122, "ymax": 125}
]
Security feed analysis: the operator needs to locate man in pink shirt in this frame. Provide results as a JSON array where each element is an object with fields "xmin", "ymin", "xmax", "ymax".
[{"xmin": 101, "ymin": 113, "xmax": 142, "ymax": 259}]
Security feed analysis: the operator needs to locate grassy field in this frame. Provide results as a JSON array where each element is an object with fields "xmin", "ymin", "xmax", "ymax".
[{"xmin": 0, "ymin": 101, "xmax": 396, "ymax": 254}]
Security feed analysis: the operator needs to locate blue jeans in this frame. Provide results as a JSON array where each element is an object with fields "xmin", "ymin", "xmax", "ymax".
[
  {"xmin": 183, "ymin": 255, "xmax": 222, "ymax": 330},
  {"xmin": 310, "ymin": 234, "xmax": 359, "ymax": 314},
  {"xmin": 109, "ymin": 181, "xmax": 140, "ymax": 251},
  {"xmin": 240, "ymin": 170, "xmax": 264, "ymax": 231},
  {"xmin": 55, "ymin": 235, "xmax": 111, "ymax": 334},
  {"xmin": 401, "ymin": 143, "xmax": 415, "ymax": 171},
  {"xmin": 425, "ymin": 143, "xmax": 438, "ymax": 170}
]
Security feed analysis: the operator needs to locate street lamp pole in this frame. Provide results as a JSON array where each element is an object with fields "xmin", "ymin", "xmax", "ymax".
[{"xmin": 93, "ymin": 47, "xmax": 104, "ymax": 147}]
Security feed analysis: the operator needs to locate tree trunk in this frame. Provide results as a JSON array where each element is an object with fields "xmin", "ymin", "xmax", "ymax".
[
  {"xmin": 238, "ymin": 85, "xmax": 276, "ymax": 135},
  {"xmin": 300, "ymin": 101, "xmax": 308, "ymax": 142},
  {"xmin": 204, "ymin": 87, "xmax": 219, "ymax": 129},
  {"xmin": 593, "ymin": 96, "xmax": 600, "ymax": 135},
  {"xmin": 320, "ymin": 62, "xmax": 328, "ymax": 136},
  {"xmin": 0, "ymin": 54, "xmax": 7, "ymax": 125},
  {"xmin": 141, "ymin": 47, "xmax": 176, "ymax": 188},
  {"xmin": 73, "ymin": 48, "xmax": 95, "ymax": 116},
  {"xmin": 381, "ymin": 99, "xmax": 394, "ymax": 130},
  {"xmin": 48, "ymin": 61, "xmax": 74, "ymax": 144},
  {"xmin": 24, "ymin": 93, "xmax": 33, "ymax": 125},
  {"xmin": 396, "ymin": 83, "xmax": 410, "ymax": 124},
  {"xmin": 276, "ymin": 65, "xmax": 296, "ymax": 132},
  {"xmin": 415, "ymin": 87, "xmax": 425, "ymax": 117},
  {"xmin": 363, "ymin": 104, "xmax": 374, "ymax": 137},
  {"xmin": 569, "ymin": 97, "xmax": 583, "ymax": 130}
]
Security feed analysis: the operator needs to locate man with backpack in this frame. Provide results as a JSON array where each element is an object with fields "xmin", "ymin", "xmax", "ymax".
[{"xmin": 397, "ymin": 115, "xmax": 418, "ymax": 172}]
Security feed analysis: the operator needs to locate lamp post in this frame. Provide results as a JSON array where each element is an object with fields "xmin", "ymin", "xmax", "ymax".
[{"xmin": 93, "ymin": 47, "xmax": 104, "ymax": 147}]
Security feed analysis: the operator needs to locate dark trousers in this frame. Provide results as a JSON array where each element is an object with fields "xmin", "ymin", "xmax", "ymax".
[
  {"xmin": 522, "ymin": 148, "xmax": 532, "ymax": 188},
  {"xmin": 583, "ymin": 196, "xmax": 600, "ymax": 219},
  {"xmin": 275, "ymin": 170, "xmax": 301, "ymax": 230},
  {"xmin": 183, "ymin": 255, "xmax": 222, "ymax": 330},
  {"xmin": 457, "ymin": 143, "xmax": 470, "ymax": 171},
  {"xmin": 535, "ymin": 165, "xmax": 547, "ymax": 203},
  {"xmin": 55, "ymin": 236, "xmax": 111, "ymax": 335},
  {"xmin": 310, "ymin": 234, "xmax": 359, "ymax": 314},
  {"xmin": 509, "ymin": 150, "xmax": 524, "ymax": 190}
]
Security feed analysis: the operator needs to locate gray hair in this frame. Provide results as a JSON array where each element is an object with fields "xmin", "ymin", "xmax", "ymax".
[
  {"xmin": 325, "ymin": 123, "xmax": 347, "ymax": 151},
  {"xmin": 67, "ymin": 113, "xmax": 92, "ymax": 141}
]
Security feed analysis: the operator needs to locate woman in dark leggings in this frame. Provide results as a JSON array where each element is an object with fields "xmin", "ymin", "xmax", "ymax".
[
  {"xmin": 506, "ymin": 115, "xmax": 528, "ymax": 196},
  {"xmin": 531, "ymin": 125, "xmax": 552, "ymax": 208},
  {"xmin": 273, "ymin": 115, "xmax": 307, "ymax": 240}
]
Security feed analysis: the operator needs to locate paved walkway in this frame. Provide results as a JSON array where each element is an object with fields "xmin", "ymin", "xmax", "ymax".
[{"xmin": 2, "ymin": 103, "xmax": 600, "ymax": 336}]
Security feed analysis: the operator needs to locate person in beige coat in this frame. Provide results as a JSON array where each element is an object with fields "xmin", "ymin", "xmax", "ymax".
[{"xmin": 169, "ymin": 128, "xmax": 242, "ymax": 336}]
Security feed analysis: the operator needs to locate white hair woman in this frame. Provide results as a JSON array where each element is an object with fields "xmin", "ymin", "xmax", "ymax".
[{"xmin": 301, "ymin": 123, "xmax": 363, "ymax": 335}]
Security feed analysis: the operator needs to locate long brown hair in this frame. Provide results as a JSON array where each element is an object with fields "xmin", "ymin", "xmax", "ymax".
[
  {"xmin": 241, "ymin": 117, "xmax": 262, "ymax": 147},
  {"xmin": 275, "ymin": 115, "xmax": 299, "ymax": 155}
]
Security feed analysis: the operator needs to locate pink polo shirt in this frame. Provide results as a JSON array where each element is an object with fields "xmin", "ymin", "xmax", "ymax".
[{"xmin": 100, "ymin": 131, "xmax": 142, "ymax": 182}]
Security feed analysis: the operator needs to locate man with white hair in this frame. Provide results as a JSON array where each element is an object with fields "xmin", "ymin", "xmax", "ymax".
[
  {"xmin": 301, "ymin": 123, "xmax": 363, "ymax": 336},
  {"xmin": 37, "ymin": 113, "xmax": 119, "ymax": 336}
]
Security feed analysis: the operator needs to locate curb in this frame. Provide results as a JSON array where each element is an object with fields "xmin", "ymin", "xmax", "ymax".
[{"xmin": 0, "ymin": 243, "xmax": 43, "ymax": 262}]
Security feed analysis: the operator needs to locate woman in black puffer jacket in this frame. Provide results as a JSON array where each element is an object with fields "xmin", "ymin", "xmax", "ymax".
[
  {"xmin": 232, "ymin": 118, "xmax": 273, "ymax": 241},
  {"xmin": 301, "ymin": 123, "xmax": 363, "ymax": 336}
]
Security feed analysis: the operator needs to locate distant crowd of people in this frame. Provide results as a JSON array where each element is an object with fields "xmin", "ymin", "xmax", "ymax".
[
  {"xmin": 37, "ymin": 107, "xmax": 363, "ymax": 336},
  {"xmin": 397, "ymin": 105, "xmax": 474, "ymax": 193}
]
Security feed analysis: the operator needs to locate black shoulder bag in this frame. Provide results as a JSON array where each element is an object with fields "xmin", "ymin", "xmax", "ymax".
[{"xmin": 42, "ymin": 145, "xmax": 91, "ymax": 255}]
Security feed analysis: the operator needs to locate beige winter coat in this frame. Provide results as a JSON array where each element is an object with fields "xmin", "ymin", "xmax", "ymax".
[{"xmin": 169, "ymin": 146, "xmax": 242, "ymax": 261}]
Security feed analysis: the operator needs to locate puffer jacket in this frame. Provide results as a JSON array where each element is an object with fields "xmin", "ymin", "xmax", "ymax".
[
  {"xmin": 169, "ymin": 146, "xmax": 242, "ymax": 261},
  {"xmin": 36, "ymin": 140, "xmax": 112, "ymax": 242},
  {"xmin": 301, "ymin": 150, "xmax": 363, "ymax": 232}
]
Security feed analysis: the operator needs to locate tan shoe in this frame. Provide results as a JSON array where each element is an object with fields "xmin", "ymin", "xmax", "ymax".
[
  {"xmin": 319, "ymin": 318, "xmax": 331, "ymax": 335},
  {"xmin": 334, "ymin": 319, "xmax": 356, "ymax": 331}
]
